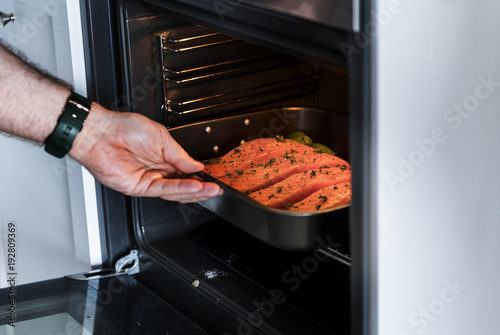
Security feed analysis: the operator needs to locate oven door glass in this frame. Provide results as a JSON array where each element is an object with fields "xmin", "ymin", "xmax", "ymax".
[{"xmin": 0, "ymin": 276, "xmax": 209, "ymax": 334}]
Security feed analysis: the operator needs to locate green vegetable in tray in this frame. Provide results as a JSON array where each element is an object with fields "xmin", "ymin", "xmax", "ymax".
[
  {"xmin": 287, "ymin": 131, "xmax": 314, "ymax": 146},
  {"xmin": 287, "ymin": 131, "xmax": 336, "ymax": 155},
  {"xmin": 312, "ymin": 143, "xmax": 336, "ymax": 155}
]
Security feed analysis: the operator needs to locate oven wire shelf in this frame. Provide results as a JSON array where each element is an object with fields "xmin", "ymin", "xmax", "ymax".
[
  {"xmin": 157, "ymin": 23, "xmax": 320, "ymax": 125},
  {"xmin": 319, "ymin": 247, "xmax": 351, "ymax": 267}
]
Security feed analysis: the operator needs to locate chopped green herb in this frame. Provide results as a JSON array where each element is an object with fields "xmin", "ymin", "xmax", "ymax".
[
  {"xmin": 264, "ymin": 173, "xmax": 270, "ymax": 179},
  {"xmin": 318, "ymin": 195, "xmax": 328, "ymax": 202},
  {"xmin": 284, "ymin": 203, "xmax": 293, "ymax": 211},
  {"xmin": 264, "ymin": 158, "xmax": 276, "ymax": 168},
  {"xmin": 310, "ymin": 170, "xmax": 317, "ymax": 178},
  {"xmin": 283, "ymin": 151, "xmax": 297, "ymax": 164},
  {"xmin": 336, "ymin": 164, "xmax": 348, "ymax": 172},
  {"xmin": 234, "ymin": 148, "xmax": 241, "ymax": 153},
  {"xmin": 259, "ymin": 147, "xmax": 264, "ymax": 151},
  {"xmin": 235, "ymin": 170, "xmax": 244, "ymax": 175},
  {"xmin": 315, "ymin": 204, "xmax": 322, "ymax": 210},
  {"xmin": 334, "ymin": 186, "xmax": 338, "ymax": 190},
  {"xmin": 204, "ymin": 157, "xmax": 221, "ymax": 165},
  {"xmin": 277, "ymin": 186, "xmax": 284, "ymax": 193},
  {"xmin": 275, "ymin": 135, "xmax": 286, "ymax": 143},
  {"xmin": 268, "ymin": 194, "xmax": 275, "ymax": 200},
  {"xmin": 243, "ymin": 190, "xmax": 252, "ymax": 195}
]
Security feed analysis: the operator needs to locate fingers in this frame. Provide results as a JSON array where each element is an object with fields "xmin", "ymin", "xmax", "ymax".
[
  {"xmin": 143, "ymin": 177, "xmax": 223, "ymax": 203},
  {"xmin": 160, "ymin": 129, "xmax": 206, "ymax": 174}
]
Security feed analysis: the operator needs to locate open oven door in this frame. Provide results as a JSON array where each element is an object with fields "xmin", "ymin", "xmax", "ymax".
[{"xmin": 0, "ymin": 267, "xmax": 211, "ymax": 334}]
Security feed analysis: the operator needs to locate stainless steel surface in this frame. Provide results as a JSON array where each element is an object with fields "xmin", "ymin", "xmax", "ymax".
[
  {"xmin": 142, "ymin": 0, "xmax": 351, "ymax": 71},
  {"xmin": 0, "ymin": 12, "xmax": 15, "ymax": 27},
  {"xmin": 144, "ymin": 0, "xmax": 353, "ymax": 32},
  {"xmin": 169, "ymin": 107, "xmax": 350, "ymax": 250},
  {"xmin": 197, "ymin": 171, "xmax": 349, "ymax": 250},
  {"xmin": 248, "ymin": 0, "xmax": 353, "ymax": 31},
  {"xmin": 114, "ymin": 249, "xmax": 140, "ymax": 275}
]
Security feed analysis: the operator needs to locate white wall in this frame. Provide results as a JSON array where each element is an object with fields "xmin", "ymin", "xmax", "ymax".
[
  {"xmin": 374, "ymin": 0, "xmax": 500, "ymax": 334},
  {"xmin": 0, "ymin": 0, "xmax": 101, "ymax": 287}
]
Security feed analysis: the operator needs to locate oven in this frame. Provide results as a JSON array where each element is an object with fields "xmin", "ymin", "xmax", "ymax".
[
  {"xmin": 4, "ymin": 1, "xmax": 500, "ymax": 334},
  {"xmin": 118, "ymin": 1, "xmax": 369, "ymax": 333},
  {"xmin": 0, "ymin": 0, "xmax": 371, "ymax": 334}
]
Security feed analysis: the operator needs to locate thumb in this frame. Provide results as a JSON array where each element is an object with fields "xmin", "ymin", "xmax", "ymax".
[{"xmin": 162, "ymin": 131, "xmax": 205, "ymax": 173}]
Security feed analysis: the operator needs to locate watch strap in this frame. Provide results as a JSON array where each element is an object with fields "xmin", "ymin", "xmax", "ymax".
[{"xmin": 44, "ymin": 92, "xmax": 91, "ymax": 158}]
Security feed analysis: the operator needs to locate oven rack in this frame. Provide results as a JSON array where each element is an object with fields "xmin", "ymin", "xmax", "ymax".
[
  {"xmin": 157, "ymin": 23, "xmax": 319, "ymax": 125},
  {"xmin": 165, "ymin": 78, "xmax": 317, "ymax": 115},
  {"xmin": 319, "ymin": 247, "xmax": 351, "ymax": 266}
]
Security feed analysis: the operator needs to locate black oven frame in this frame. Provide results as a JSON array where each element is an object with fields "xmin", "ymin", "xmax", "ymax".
[{"xmin": 79, "ymin": 0, "xmax": 374, "ymax": 334}]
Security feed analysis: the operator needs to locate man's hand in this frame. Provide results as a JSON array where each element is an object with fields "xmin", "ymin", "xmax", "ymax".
[
  {"xmin": 0, "ymin": 42, "xmax": 220, "ymax": 203},
  {"xmin": 69, "ymin": 104, "xmax": 222, "ymax": 203}
]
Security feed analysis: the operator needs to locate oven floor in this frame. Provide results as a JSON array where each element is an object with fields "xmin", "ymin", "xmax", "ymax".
[
  {"xmin": 143, "ymin": 219, "xmax": 351, "ymax": 335},
  {"xmin": 197, "ymin": 223, "xmax": 350, "ymax": 332}
]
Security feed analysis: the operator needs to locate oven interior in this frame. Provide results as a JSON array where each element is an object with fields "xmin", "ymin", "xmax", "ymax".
[{"xmin": 116, "ymin": 0, "xmax": 352, "ymax": 334}]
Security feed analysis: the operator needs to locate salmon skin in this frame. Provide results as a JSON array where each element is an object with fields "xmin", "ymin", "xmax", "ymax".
[
  {"xmin": 203, "ymin": 136, "xmax": 351, "ymax": 212},
  {"xmin": 249, "ymin": 166, "xmax": 351, "ymax": 209}
]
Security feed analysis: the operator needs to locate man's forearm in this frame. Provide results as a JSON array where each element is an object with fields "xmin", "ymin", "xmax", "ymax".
[
  {"xmin": 0, "ymin": 43, "xmax": 222, "ymax": 202},
  {"xmin": 0, "ymin": 42, "xmax": 71, "ymax": 143}
]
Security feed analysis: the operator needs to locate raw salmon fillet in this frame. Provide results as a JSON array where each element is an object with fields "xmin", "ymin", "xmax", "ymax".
[
  {"xmin": 249, "ymin": 166, "xmax": 351, "ymax": 209},
  {"xmin": 203, "ymin": 138, "xmax": 272, "ymax": 178},
  {"xmin": 290, "ymin": 182, "xmax": 352, "ymax": 212},
  {"xmin": 203, "ymin": 136, "xmax": 351, "ymax": 212},
  {"xmin": 215, "ymin": 139, "xmax": 349, "ymax": 192},
  {"xmin": 203, "ymin": 138, "xmax": 320, "ymax": 178}
]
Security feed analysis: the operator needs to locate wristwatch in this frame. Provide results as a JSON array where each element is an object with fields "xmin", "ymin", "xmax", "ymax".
[{"xmin": 44, "ymin": 92, "xmax": 91, "ymax": 158}]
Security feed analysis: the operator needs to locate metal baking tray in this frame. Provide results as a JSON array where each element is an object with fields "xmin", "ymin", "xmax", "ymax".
[{"xmin": 168, "ymin": 107, "xmax": 350, "ymax": 250}]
